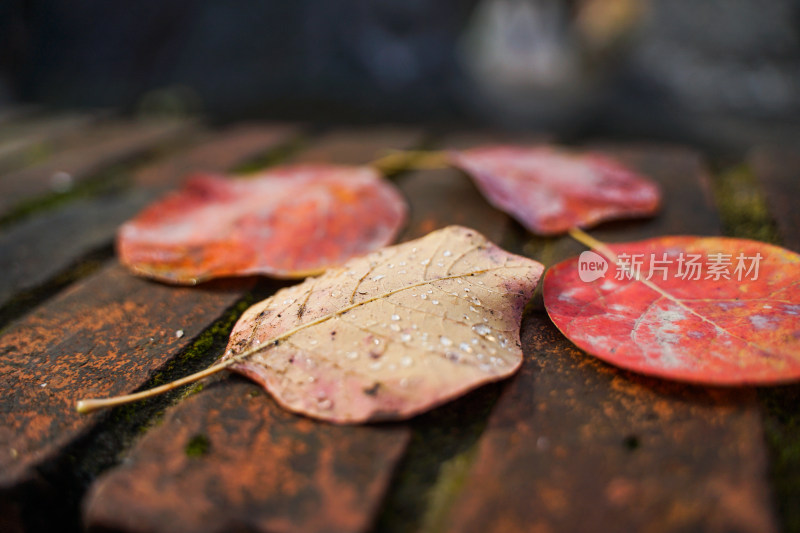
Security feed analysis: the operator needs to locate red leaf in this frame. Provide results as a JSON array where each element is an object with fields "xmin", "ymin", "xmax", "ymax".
[
  {"xmin": 544, "ymin": 236, "xmax": 800, "ymax": 385},
  {"xmin": 451, "ymin": 145, "xmax": 661, "ymax": 235},
  {"xmin": 117, "ymin": 165, "xmax": 407, "ymax": 283}
]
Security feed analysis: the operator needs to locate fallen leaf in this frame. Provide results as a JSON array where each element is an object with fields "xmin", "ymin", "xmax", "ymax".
[
  {"xmin": 544, "ymin": 235, "xmax": 800, "ymax": 385},
  {"xmin": 224, "ymin": 225, "xmax": 543, "ymax": 423},
  {"xmin": 450, "ymin": 145, "xmax": 660, "ymax": 235},
  {"xmin": 117, "ymin": 164, "xmax": 407, "ymax": 283}
]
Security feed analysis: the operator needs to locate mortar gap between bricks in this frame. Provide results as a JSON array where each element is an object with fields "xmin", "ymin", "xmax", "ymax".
[
  {"xmin": 370, "ymin": 379, "xmax": 507, "ymax": 533},
  {"xmin": 0, "ymin": 243, "xmax": 115, "ymax": 332}
]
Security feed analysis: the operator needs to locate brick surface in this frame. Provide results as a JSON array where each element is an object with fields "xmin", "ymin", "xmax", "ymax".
[
  {"xmin": 291, "ymin": 126, "xmax": 420, "ymax": 166},
  {"xmin": 750, "ymin": 147, "xmax": 800, "ymax": 252},
  {"xmin": 0, "ymin": 124, "xmax": 297, "ymax": 311},
  {"xmin": 0, "ymin": 118, "xmax": 193, "ymax": 217},
  {"xmin": 84, "ymin": 380, "xmax": 409, "ymax": 533},
  {"xmin": 445, "ymin": 146, "xmax": 777, "ymax": 532},
  {"xmin": 0, "ymin": 263, "xmax": 255, "ymax": 488}
]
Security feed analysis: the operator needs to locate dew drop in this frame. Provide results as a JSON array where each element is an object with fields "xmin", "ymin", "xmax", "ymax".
[
  {"xmin": 427, "ymin": 289, "xmax": 433, "ymax": 293},
  {"xmin": 420, "ymin": 294, "xmax": 428, "ymax": 300},
  {"xmin": 330, "ymin": 290, "xmax": 342, "ymax": 298},
  {"xmin": 479, "ymin": 364, "xmax": 493, "ymax": 372},
  {"xmin": 470, "ymin": 306, "xmax": 479, "ymax": 313},
  {"xmin": 283, "ymin": 298, "xmax": 295, "ymax": 305},
  {"xmin": 399, "ymin": 261, "xmax": 407, "ymax": 266},
  {"xmin": 436, "ymin": 262, "xmax": 444, "ymax": 267},
  {"xmin": 318, "ymin": 398, "xmax": 333, "ymax": 410},
  {"xmin": 471, "ymin": 297, "xmax": 482, "ymax": 306},
  {"xmin": 346, "ymin": 351, "xmax": 359, "ymax": 360},
  {"xmin": 464, "ymin": 287, "xmax": 470, "ymax": 292},
  {"xmin": 440, "ymin": 336, "xmax": 453, "ymax": 347},
  {"xmin": 420, "ymin": 259, "xmax": 430, "ymax": 266},
  {"xmin": 401, "ymin": 333, "xmax": 412, "ymax": 342},
  {"xmin": 372, "ymin": 274, "xmax": 385, "ymax": 281},
  {"xmin": 432, "ymin": 300, "xmax": 439, "ymax": 305},
  {"xmin": 388, "ymin": 263, "xmax": 395, "ymax": 268},
  {"xmin": 443, "ymin": 250, "xmax": 452, "ymax": 257},
  {"xmin": 175, "ymin": 329, "xmax": 184, "ymax": 338},
  {"xmin": 370, "ymin": 361, "xmax": 383, "ymax": 371},
  {"xmin": 398, "ymin": 270, "xmax": 407, "ymax": 274},
  {"xmin": 391, "ymin": 314, "xmax": 401, "ymax": 321},
  {"xmin": 308, "ymin": 376, "xmax": 316, "ymax": 383},
  {"xmin": 472, "ymin": 324, "xmax": 492, "ymax": 336},
  {"xmin": 309, "ymin": 339, "xmax": 318, "ymax": 346},
  {"xmin": 459, "ymin": 342, "xmax": 473, "ymax": 353},
  {"xmin": 390, "ymin": 324, "xmax": 401, "ymax": 332}
]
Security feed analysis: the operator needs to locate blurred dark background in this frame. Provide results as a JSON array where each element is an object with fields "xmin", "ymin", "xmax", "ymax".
[{"xmin": 1, "ymin": 0, "xmax": 799, "ymax": 149}]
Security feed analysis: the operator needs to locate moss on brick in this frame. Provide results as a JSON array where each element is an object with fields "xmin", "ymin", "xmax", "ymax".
[{"xmin": 184, "ymin": 434, "xmax": 211, "ymax": 458}]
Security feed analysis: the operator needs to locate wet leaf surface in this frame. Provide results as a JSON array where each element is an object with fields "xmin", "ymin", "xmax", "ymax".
[
  {"xmin": 117, "ymin": 164, "xmax": 407, "ymax": 283},
  {"xmin": 544, "ymin": 236, "xmax": 800, "ymax": 384},
  {"xmin": 225, "ymin": 226, "xmax": 544, "ymax": 423},
  {"xmin": 451, "ymin": 145, "xmax": 661, "ymax": 235}
]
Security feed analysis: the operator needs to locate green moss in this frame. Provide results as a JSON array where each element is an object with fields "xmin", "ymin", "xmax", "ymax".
[
  {"xmin": 184, "ymin": 434, "xmax": 211, "ymax": 457},
  {"xmin": 373, "ymin": 383, "xmax": 502, "ymax": 533},
  {"xmin": 710, "ymin": 164, "xmax": 781, "ymax": 244},
  {"xmin": 419, "ymin": 446, "xmax": 481, "ymax": 533}
]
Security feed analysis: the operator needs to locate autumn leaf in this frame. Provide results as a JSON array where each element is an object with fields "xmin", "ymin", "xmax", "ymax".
[
  {"xmin": 222, "ymin": 225, "xmax": 543, "ymax": 422},
  {"xmin": 450, "ymin": 145, "xmax": 661, "ymax": 235},
  {"xmin": 544, "ymin": 234, "xmax": 800, "ymax": 385},
  {"xmin": 117, "ymin": 164, "xmax": 407, "ymax": 284}
]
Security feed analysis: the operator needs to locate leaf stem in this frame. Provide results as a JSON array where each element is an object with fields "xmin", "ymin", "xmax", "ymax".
[
  {"xmin": 75, "ymin": 341, "xmax": 270, "ymax": 414},
  {"xmin": 75, "ymin": 359, "xmax": 236, "ymax": 414},
  {"xmin": 567, "ymin": 227, "xmax": 619, "ymax": 262},
  {"xmin": 370, "ymin": 150, "xmax": 449, "ymax": 174}
]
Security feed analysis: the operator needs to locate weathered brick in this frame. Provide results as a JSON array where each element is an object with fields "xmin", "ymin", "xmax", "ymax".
[{"xmin": 0, "ymin": 118, "xmax": 193, "ymax": 217}]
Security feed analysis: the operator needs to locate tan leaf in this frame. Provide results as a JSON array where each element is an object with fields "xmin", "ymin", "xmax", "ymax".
[{"xmin": 225, "ymin": 226, "xmax": 544, "ymax": 423}]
